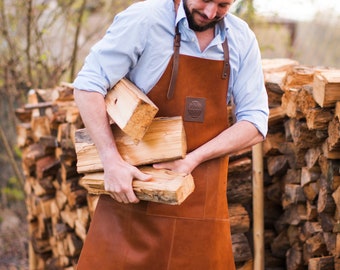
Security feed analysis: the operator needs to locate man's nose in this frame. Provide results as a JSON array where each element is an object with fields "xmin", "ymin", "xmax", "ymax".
[{"xmin": 204, "ymin": 3, "xmax": 218, "ymax": 19}]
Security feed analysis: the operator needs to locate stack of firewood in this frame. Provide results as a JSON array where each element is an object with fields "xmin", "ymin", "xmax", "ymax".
[
  {"xmin": 16, "ymin": 83, "xmax": 89, "ymax": 269},
  {"xmin": 262, "ymin": 58, "xmax": 340, "ymax": 270},
  {"xmin": 16, "ymin": 80, "xmax": 253, "ymax": 269},
  {"xmin": 17, "ymin": 59, "xmax": 340, "ymax": 269}
]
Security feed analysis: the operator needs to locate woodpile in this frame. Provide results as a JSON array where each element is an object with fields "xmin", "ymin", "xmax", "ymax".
[
  {"xmin": 262, "ymin": 58, "xmax": 340, "ymax": 270},
  {"xmin": 16, "ymin": 60, "xmax": 340, "ymax": 270},
  {"xmin": 17, "ymin": 84, "xmax": 87, "ymax": 269}
]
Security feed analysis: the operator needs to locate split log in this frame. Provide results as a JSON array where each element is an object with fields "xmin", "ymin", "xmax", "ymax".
[
  {"xmin": 303, "ymin": 182, "xmax": 319, "ymax": 201},
  {"xmin": 335, "ymin": 101, "xmax": 340, "ymax": 119},
  {"xmin": 268, "ymin": 106, "xmax": 286, "ymax": 130},
  {"xmin": 79, "ymin": 166, "xmax": 195, "ymax": 205},
  {"xmin": 282, "ymin": 184, "xmax": 306, "ymax": 209},
  {"xmin": 308, "ymin": 256, "xmax": 334, "ymax": 270},
  {"xmin": 283, "ymin": 65, "xmax": 315, "ymax": 91},
  {"xmin": 301, "ymin": 221, "xmax": 323, "ymax": 239},
  {"xmin": 303, "ymin": 233, "xmax": 328, "ymax": 262},
  {"xmin": 305, "ymin": 108, "xmax": 333, "ymax": 130},
  {"xmin": 287, "ymin": 119, "xmax": 324, "ymax": 149},
  {"xmin": 16, "ymin": 123, "xmax": 33, "ymax": 148},
  {"xmin": 105, "ymin": 78, "xmax": 159, "ymax": 141},
  {"xmin": 263, "ymin": 132, "xmax": 285, "ymax": 156},
  {"xmin": 306, "ymin": 201, "xmax": 318, "ymax": 221},
  {"xmin": 327, "ymin": 118, "xmax": 340, "ymax": 152},
  {"xmin": 305, "ymin": 147, "xmax": 321, "ymax": 169},
  {"xmin": 317, "ymin": 187, "xmax": 336, "ymax": 215},
  {"xmin": 264, "ymin": 71, "xmax": 285, "ymax": 107},
  {"xmin": 300, "ymin": 166, "xmax": 321, "ymax": 187},
  {"xmin": 75, "ymin": 116, "xmax": 186, "ymax": 173},
  {"xmin": 286, "ymin": 246, "xmax": 304, "ymax": 270},
  {"xmin": 31, "ymin": 116, "xmax": 51, "ymax": 142},
  {"xmin": 278, "ymin": 141, "xmax": 307, "ymax": 169},
  {"xmin": 266, "ymin": 155, "xmax": 289, "ymax": 176},
  {"xmin": 280, "ymin": 204, "xmax": 307, "ymax": 226},
  {"xmin": 271, "ymin": 230, "xmax": 290, "ymax": 258},
  {"xmin": 296, "ymin": 85, "xmax": 317, "ymax": 115},
  {"xmin": 261, "ymin": 58, "xmax": 299, "ymax": 73},
  {"xmin": 231, "ymin": 233, "xmax": 253, "ymax": 263},
  {"xmin": 282, "ymin": 169, "xmax": 301, "ymax": 185},
  {"xmin": 332, "ymin": 186, "xmax": 340, "ymax": 219},
  {"xmin": 229, "ymin": 203, "xmax": 250, "ymax": 234},
  {"xmin": 313, "ymin": 70, "xmax": 340, "ymax": 108},
  {"xmin": 281, "ymin": 88, "xmax": 304, "ymax": 119}
]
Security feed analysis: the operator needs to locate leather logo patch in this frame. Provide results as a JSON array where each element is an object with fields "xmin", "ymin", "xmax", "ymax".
[{"xmin": 184, "ymin": 97, "xmax": 206, "ymax": 123}]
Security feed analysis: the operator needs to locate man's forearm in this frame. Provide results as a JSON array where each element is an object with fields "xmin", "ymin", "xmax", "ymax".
[
  {"xmin": 188, "ymin": 121, "xmax": 264, "ymax": 166},
  {"xmin": 73, "ymin": 89, "xmax": 123, "ymax": 164}
]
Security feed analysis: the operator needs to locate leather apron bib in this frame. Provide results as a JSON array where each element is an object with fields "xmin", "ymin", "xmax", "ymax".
[{"xmin": 77, "ymin": 33, "xmax": 235, "ymax": 270}]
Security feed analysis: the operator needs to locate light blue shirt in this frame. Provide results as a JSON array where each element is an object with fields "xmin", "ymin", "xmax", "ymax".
[{"xmin": 73, "ymin": 0, "xmax": 269, "ymax": 137}]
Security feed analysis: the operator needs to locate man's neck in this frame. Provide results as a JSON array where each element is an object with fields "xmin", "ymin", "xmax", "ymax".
[{"xmin": 195, "ymin": 27, "xmax": 215, "ymax": 52}]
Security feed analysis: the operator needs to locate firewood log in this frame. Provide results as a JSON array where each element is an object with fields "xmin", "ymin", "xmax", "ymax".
[
  {"xmin": 308, "ymin": 256, "xmax": 334, "ymax": 270},
  {"xmin": 231, "ymin": 233, "xmax": 253, "ymax": 263},
  {"xmin": 313, "ymin": 70, "xmax": 340, "ymax": 108},
  {"xmin": 105, "ymin": 78, "xmax": 159, "ymax": 141},
  {"xmin": 79, "ymin": 166, "xmax": 195, "ymax": 205},
  {"xmin": 75, "ymin": 116, "xmax": 187, "ymax": 173}
]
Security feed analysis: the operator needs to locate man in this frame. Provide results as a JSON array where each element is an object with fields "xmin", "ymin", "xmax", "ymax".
[{"xmin": 73, "ymin": 0, "xmax": 268, "ymax": 269}]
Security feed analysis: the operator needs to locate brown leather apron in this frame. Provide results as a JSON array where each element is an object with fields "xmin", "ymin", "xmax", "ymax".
[{"xmin": 77, "ymin": 28, "xmax": 235, "ymax": 270}]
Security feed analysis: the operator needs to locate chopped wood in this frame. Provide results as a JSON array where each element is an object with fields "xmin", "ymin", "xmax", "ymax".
[
  {"xmin": 75, "ymin": 116, "xmax": 187, "ymax": 173},
  {"xmin": 268, "ymin": 106, "xmax": 286, "ymax": 126},
  {"xmin": 79, "ymin": 166, "xmax": 195, "ymax": 205},
  {"xmin": 31, "ymin": 116, "xmax": 51, "ymax": 142},
  {"xmin": 332, "ymin": 186, "xmax": 340, "ymax": 220},
  {"xmin": 317, "ymin": 187, "xmax": 335, "ymax": 214},
  {"xmin": 327, "ymin": 118, "xmax": 340, "ymax": 152},
  {"xmin": 313, "ymin": 70, "xmax": 340, "ymax": 108},
  {"xmin": 266, "ymin": 155, "xmax": 289, "ymax": 176},
  {"xmin": 308, "ymin": 256, "xmax": 334, "ymax": 270},
  {"xmin": 283, "ymin": 65, "xmax": 315, "ymax": 91},
  {"xmin": 335, "ymin": 101, "xmax": 340, "ymax": 119},
  {"xmin": 300, "ymin": 166, "xmax": 321, "ymax": 187},
  {"xmin": 261, "ymin": 58, "xmax": 299, "ymax": 73},
  {"xmin": 264, "ymin": 71, "xmax": 285, "ymax": 107},
  {"xmin": 282, "ymin": 184, "xmax": 306, "ymax": 209},
  {"xmin": 281, "ymin": 88, "xmax": 304, "ymax": 119},
  {"xmin": 231, "ymin": 233, "xmax": 253, "ymax": 263},
  {"xmin": 305, "ymin": 147, "xmax": 321, "ymax": 169},
  {"xmin": 296, "ymin": 85, "xmax": 318, "ymax": 115},
  {"xmin": 305, "ymin": 108, "xmax": 333, "ymax": 130},
  {"xmin": 229, "ymin": 203, "xmax": 250, "ymax": 234},
  {"xmin": 263, "ymin": 132, "xmax": 285, "ymax": 156},
  {"xmin": 286, "ymin": 246, "xmax": 304, "ymax": 270},
  {"xmin": 19, "ymin": 62, "xmax": 340, "ymax": 268},
  {"xmin": 105, "ymin": 78, "xmax": 159, "ymax": 141}
]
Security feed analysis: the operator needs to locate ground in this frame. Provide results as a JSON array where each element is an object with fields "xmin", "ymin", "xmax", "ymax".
[{"xmin": 0, "ymin": 202, "xmax": 29, "ymax": 270}]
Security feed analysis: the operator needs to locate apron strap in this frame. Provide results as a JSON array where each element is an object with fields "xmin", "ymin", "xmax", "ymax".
[
  {"xmin": 222, "ymin": 39, "xmax": 230, "ymax": 80},
  {"xmin": 167, "ymin": 24, "xmax": 181, "ymax": 99}
]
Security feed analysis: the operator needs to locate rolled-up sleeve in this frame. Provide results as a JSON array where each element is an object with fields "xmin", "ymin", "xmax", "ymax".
[
  {"xmin": 73, "ymin": 2, "xmax": 149, "ymax": 96},
  {"xmin": 231, "ymin": 31, "xmax": 269, "ymax": 138}
]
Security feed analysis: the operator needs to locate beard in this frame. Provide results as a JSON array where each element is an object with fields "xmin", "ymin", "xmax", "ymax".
[{"xmin": 183, "ymin": 1, "xmax": 223, "ymax": 32}]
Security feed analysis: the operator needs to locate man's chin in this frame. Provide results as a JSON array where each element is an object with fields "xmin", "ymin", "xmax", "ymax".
[{"xmin": 189, "ymin": 21, "xmax": 217, "ymax": 32}]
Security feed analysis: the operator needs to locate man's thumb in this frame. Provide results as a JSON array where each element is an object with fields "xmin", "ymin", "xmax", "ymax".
[{"xmin": 135, "ymin": 170, "xmax": 152, "ymax": 182}]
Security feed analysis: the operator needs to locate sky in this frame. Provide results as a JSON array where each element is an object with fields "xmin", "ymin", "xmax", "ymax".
[{"xmin": 252, "ymin": 0, "xmax": 340, "ymax": 21}]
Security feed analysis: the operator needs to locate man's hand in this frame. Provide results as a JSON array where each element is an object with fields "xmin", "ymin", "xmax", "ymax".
[
  {"xmin": 104, "ymin": 160, "xmax": 152, "ymax": 204},
  {"xmin": 152, "ymin": 152, "xmax": 199, "ymax": 175}
]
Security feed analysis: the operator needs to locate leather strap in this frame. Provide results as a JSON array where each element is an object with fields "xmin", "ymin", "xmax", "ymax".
[
  {"xmin": 222, "ymin": 39, "xmax": 230, "ymax": 80},
  {"xmin": 167, "ymin": 25, "xmax": 181, "ymax": 99}
]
